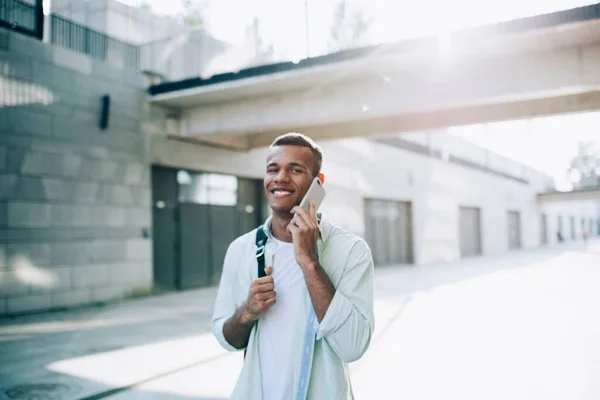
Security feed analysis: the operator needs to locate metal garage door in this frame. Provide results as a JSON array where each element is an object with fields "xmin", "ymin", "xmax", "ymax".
[
  {"xmin": 540, "ymin": 214, "xmax": 548, "ymax": 245},
  {"xmin": 459, "ymin": 207, "xmax": 482, "ymax": 257},
  {"xmin": 152, "ymin": 167, "xmax": 264, "ymax": 291},
  {"xmin": 178, "ymin": 172, "xmax": 264, "ymax": 288},
  {"xmin": 151, "ymin": 167, "xmax": 179, "ymax": 291},
  {"xmin": 508, "ymin": 211, "xmax": 522, "ymax": 249},
  {"xmin": 365, "ymin": 199, "xmax": 413, "ymax": 266}
]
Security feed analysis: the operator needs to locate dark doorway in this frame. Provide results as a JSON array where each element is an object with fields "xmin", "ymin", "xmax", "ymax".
[{"xmin": 151, "ymin": 166, "xmax": 264, "ymax": 291}]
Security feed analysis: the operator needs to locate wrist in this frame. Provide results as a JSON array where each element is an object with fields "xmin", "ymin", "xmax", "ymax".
[
  {"xmin": 239, "ymin": 303, "xmax": 256, "ymax": 326},
  {"xmin": 299, "ymin": 258, "xmax": 320, "ymax": 272}
]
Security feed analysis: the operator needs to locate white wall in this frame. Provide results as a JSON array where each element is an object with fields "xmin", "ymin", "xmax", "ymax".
[
  {"xmin": 152, "ymin": 134, "xmax": 552, "ymax": 265},
  {"xmin": 318, "ymin": 139, "xmax": 542, "ymax": 264}
]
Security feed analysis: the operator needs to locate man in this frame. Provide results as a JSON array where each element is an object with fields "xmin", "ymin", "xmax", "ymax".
[{"xmin": 212, "ymin": 133, "xmax": 375, "ymax": 399}]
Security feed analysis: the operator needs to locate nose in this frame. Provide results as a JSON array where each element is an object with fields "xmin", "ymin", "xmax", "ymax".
[{"xmin": 274, "ymin": 169, "xmax": 290, "ymax": 183}]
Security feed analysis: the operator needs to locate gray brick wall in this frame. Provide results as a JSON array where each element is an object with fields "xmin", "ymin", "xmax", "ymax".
[{"xmin": 0, "ymin": 28, "xmax": 153, "ymax": 316}]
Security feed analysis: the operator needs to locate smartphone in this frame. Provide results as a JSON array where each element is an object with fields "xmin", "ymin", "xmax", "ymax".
[{"xmin": 299, "ymin": 177, "xmax": 326, "ymax": 213}]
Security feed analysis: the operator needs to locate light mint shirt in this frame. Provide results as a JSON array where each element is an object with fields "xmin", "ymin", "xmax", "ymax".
[{"xmin": 212, "ymin": 215, "xmax": 375, "ymax": 399}]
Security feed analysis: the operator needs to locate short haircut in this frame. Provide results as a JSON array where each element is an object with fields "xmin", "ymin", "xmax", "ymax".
[{"xmin": 270, "ymin": 132, "xmax": 323, "ymax": 177}]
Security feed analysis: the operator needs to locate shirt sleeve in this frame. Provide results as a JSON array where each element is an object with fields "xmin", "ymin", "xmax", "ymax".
[
  {"xmin": 211, "ymin": 239, "xmax": 245, "ymax": 352},
  {"xmin": 316, "ymin": 239, "xmax": 375, "ymax": 363}
]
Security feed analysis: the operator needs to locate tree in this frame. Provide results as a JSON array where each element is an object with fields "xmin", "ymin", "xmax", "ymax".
[
  {"xmin": 329, "ymin": 0, "xmax": 371, "ymax": 52},
  {"xmin": 182, "ymin": 0, "xmax": 207, "ymax": 30},
  {"xmin": 140, "ymin": 0, "xmax": 152, "ymax": 11},
  {"xmin": 568, "ymin": 141, "xmax": 600, "ymax": 189}
]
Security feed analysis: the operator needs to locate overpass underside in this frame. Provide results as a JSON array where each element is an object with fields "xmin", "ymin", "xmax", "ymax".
[{"xmin": 150, "ymin": 4, "xmax": 600, "ymax": 150}]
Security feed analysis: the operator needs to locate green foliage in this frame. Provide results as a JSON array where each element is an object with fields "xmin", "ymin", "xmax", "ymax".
[{"xmin": 182, "ymin": 0, "xmax": 206, "ymax": 30}]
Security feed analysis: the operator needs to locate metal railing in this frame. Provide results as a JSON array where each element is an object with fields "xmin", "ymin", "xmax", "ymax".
[
  {"xmin": 50, "ymin": 14, "xmax": 139, "ymax": 70},
  {"xmin": 0, "ymin": 0, "xmax": 41, "ymax": 38}
]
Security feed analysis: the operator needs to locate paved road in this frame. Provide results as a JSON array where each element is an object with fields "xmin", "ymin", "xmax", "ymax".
[{"xmin": 1, "ymin": 241, "xmax": 599, "ymax": 400}]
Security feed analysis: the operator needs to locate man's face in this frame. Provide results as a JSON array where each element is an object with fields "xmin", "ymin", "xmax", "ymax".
[{"xmin": 264, "ymin": 145, "xmax": 316, "ymax": 214}]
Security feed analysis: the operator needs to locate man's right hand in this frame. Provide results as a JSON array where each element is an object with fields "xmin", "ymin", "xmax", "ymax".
[
  {"xmin": 241, "ymin": 266, "xmax": 276, "ymax": 324},
  {"xmin": 223, "ymin": 266, "xmax": 276, "ymax": 349}
]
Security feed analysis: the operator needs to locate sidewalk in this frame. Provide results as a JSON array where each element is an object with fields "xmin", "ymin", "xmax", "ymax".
[{"xmin": 1, "ymin": 240, "xmax": 598, "ymax": 399}]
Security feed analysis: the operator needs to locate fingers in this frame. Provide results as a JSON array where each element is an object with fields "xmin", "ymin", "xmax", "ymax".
[
  {"xmin": 290, "ymin": 211, "xmax": 312, "ymax": 229},
  {"xmin": 291, "ymin": 203, "xmax": 317, "ymax": 227},
  {"xmin": 287, "ymin": 220, "xmax": 300, "ymax": 236},
  {"xmin": 263, "ymin": 297, "xmax": 276, "ymax": 309},
  {"xmin": 248, "ymin": 278, "xmax": 276, "ymax": 316},
  {"xmin": 247, "ymin": 293, "xmax": 276, "ymax": 317},
  {"xmin": 256, "ymin": 291, "xmax": 276, "ymax": 301},
  {"xmin": 254, "ymin": 281, "xmax": 274, "ymax": 292},
  {"xmin": 252, "ymin": 266, "xmax": 275, "ymax": 296},
  {"xmin": 292, "ymin": 213, "xmax": 310, "ymax": 230},
  {"xmin": 291, "ymin": 205, "xmax": 310, "ymax": 222},
  {"xmin": 309, "ymin": 199, "xmax": 316, "ymax": 217}
]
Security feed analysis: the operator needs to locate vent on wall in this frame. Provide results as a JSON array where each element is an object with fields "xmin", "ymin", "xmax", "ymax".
[{"xmin": 99, "ymin": 94, "xmax": 110, "ymax": 130}]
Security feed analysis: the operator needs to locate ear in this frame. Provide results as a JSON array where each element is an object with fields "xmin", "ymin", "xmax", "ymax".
[{"xmin": 318, "ymin": 173, "xmax": 325, "ymax": 184}]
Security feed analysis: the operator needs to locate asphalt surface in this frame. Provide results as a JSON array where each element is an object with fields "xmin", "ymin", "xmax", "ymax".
[{"xmin": 1, "ymin": 240, "xmax": 599, "ymax": 400}]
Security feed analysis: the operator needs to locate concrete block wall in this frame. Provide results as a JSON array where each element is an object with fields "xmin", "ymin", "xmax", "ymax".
[{"xmin": 0, "ymin": 28, "xmax": 151, "ymax": 316}]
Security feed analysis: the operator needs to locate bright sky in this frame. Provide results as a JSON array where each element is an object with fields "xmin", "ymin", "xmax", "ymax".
[
  {"xmin": 117, "ymin": 0, "xmax": 598, "ymax": 188},
  {"xmin": 119, "ymin": 0, "xmax": 599, "ymax": 57},
  {"xmin": 448, "ymin": 113, "xmax": 600, "ymax": 190}
]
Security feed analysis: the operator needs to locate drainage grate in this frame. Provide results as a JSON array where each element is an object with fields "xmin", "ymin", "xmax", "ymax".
[{"xmin": 5, "ymin": 383, "xmax": 81, "ymax": 400}]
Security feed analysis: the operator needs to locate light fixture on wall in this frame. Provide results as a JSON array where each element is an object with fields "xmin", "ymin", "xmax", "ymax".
[{"xmin": 99, "ymin": 94, "xmax": 110, "ymax": 130}]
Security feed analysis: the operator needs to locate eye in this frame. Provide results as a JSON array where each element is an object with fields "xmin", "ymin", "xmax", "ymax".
[{"xmin": 292, "ymin": 168, "xmax": 303, "ymax": 173}]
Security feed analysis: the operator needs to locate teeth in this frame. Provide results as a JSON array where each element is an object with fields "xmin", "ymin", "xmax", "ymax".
[{"xmin": 274, "ymin": 190, "xmax": 292, "ymax": 195}]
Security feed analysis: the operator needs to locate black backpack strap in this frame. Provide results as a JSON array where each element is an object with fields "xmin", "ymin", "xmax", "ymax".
[
  {"xmin": 255, "ymin": 225, "xmax": 268, "ymax": 278},
  {"xmin": 255, "ymin": 214, "xmax": 321, "ymax": 278}
]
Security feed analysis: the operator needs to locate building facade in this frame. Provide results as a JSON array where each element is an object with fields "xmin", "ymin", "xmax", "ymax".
[{"xmin": 1, "ymin": 7, "xmax": 599, "ymax": 316}]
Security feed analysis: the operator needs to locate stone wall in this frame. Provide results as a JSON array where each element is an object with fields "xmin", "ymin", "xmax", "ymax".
[{"xmin": 0, "ymin": 28, "xmax": 152, "ymax": 316}]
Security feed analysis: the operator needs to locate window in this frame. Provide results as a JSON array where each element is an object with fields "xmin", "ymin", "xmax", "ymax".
[{"xmin": 177, "ymin": 171, "xmax": 238, "ymax": 206}]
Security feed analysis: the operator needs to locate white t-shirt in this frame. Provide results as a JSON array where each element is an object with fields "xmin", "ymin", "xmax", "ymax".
[{"xmin": 258, "ymin": 238, "xmax": 306, "ymax": 400}]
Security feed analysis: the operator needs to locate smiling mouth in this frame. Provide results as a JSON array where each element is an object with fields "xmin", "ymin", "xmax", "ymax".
[{"xmin": 271, "ymin": 190, "xmax": 295, "ymax": 198}]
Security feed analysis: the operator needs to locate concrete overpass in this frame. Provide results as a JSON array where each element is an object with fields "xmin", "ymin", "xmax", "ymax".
[{"xmin": 150, "ymin": 3, "xmax": 600, "ymax": 150}]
